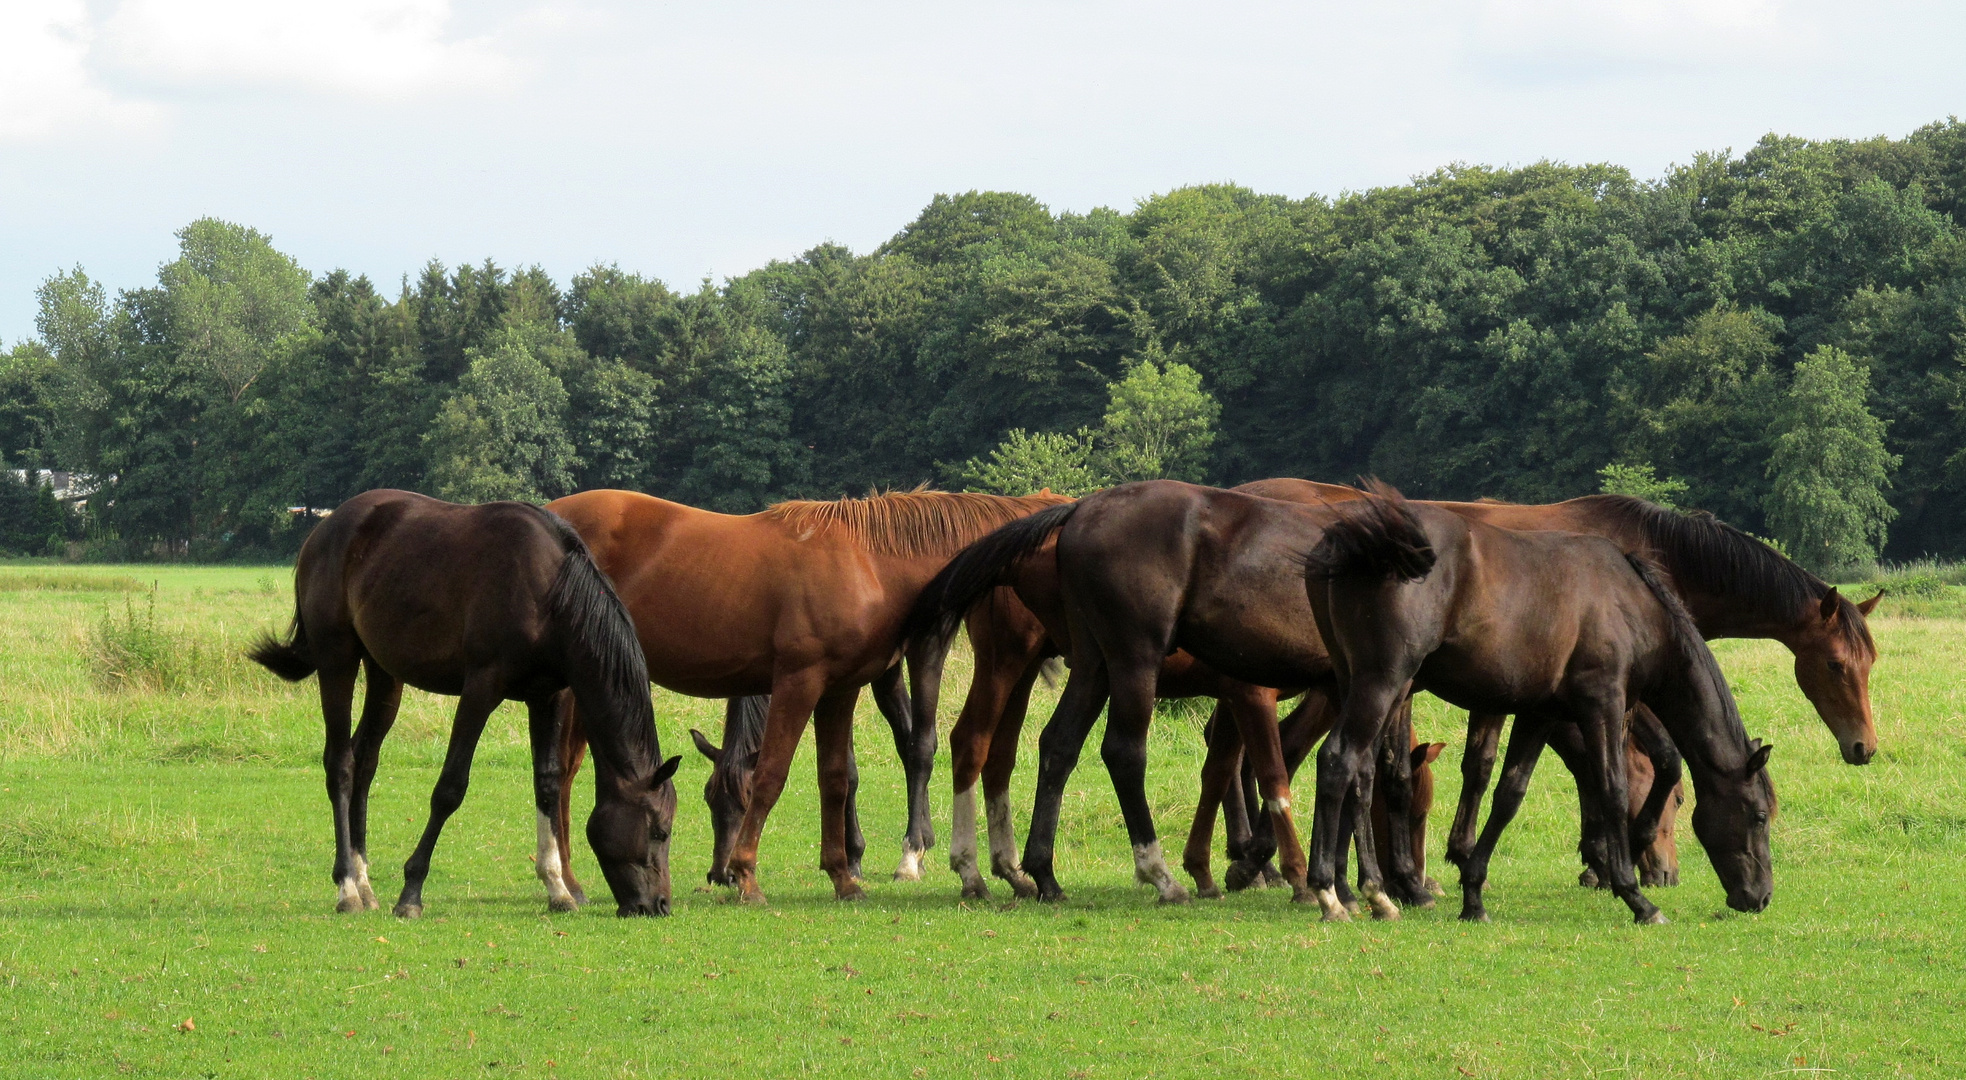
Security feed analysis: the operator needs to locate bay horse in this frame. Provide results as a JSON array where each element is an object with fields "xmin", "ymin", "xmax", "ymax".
[
  {"xmin": 1303, "ymin": 484, "xmax": 1776, "ymax": 923},
  {"xmin": 248, "ymin": 490, "xmax": 682, "ymax": 918},
  {"xmin": 545, "ymin": 487, "xmax": 1068, "ymax": 903}
]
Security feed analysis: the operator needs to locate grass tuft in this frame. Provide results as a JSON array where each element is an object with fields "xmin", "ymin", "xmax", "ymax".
[
  {"xmin": 83, "ymin": 586, "xmax": 253, "ymax": 692},
  {"xmin": 0, "ymin": 805, "xmax": 201, "ymax": 871},
  {"xmin": 0, "ymin": 570, "xmax": 143, "ymax": 592}
]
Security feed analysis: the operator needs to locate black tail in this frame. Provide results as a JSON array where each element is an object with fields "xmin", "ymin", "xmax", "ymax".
[
  {"xmin": 536, "ymin": 509, "xmax": 658, "ymax": 760},
  {"xmin": 248, "ymin": 617, "xmax": 316, "ymax": 682},
  {"xmin": 1302, "ymin": 479, "xmax": 1436, "ymax": 582},
  {"xmin": 901, "ymin": 500, "xmax": 1080, "ymax": 647}
]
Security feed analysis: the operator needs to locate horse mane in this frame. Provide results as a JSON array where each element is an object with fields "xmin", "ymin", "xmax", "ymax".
[
  {"xmin": 1302, "ymin": 479, "xmax": 1437, "ymax": 582},
  {"xmin": 535, "ymin": 507, "xmax": 660, "ymax": 770},
  {"xmin": 763, "ymin": 487, "xmax": 1073, "ymax": 558},
  {"xmin": 719, "ymin": 695, "xmax": 771, "ymax": 772},
  {"xmin": 1578, "ymin": 494, "xmax": 1874, "ymax": 655},
  {"xmin": 1625, "ymin": 553, "xmax": 1750, "ymax": 749}
]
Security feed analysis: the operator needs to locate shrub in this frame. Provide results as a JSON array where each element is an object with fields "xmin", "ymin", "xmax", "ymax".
[{"xmin": 84, "ymin": 586, "xmax": 247, "ymax": 692}]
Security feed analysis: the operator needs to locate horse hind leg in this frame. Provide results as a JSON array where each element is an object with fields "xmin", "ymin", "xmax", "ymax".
[
  {"xmin": 1100, "ymin": 664, "xmax": 1186, "ymax": 904},
  {"xmin": 979, "ymin": 661, "xmax": 1043, "ymax": 898},
  {"xmin": 812, "ymin": 687, "xmax": 868, "ymax": 901},
  {"xmin": 1184, "ymin": 702, "xmax": 1240, "ymax": 899},
  {"xmin": 870, "ymin": 662, "xmax": 923, "ymax": 881},
  {"xmin": 1446, "ymin": 713, "xmax": 1505, "ymax": 871},
  {"xmin": 1459, "ymin": 715, "xmax": 1551, "ymax": 923},
  {"xmin": 346, "ymin": 657, "xmax": 404, "ymax": 910},
  {"xmin": 553, "ymin": 694, "xmax": 590, "ymax": 906},
  {"xmin": 1021, "ymin": 658, "xmax": 1112, "ymax": 903},
  {"xmin": 317, "ymin": 663, "xmax": 364, "ymax": 914}
]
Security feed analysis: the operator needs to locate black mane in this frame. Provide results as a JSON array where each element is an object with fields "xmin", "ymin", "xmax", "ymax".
[{"xmin": 1578, "ymin": 495, "xmax": 1874, "ymax": 653}]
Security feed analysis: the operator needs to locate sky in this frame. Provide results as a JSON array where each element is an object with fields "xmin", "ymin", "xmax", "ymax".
[{"xmin": 3, "ymin": 0, "xmax": 1964, "ymax": 343}]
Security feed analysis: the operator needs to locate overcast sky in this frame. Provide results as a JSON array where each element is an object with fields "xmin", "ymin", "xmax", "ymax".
[{"xmin": 3, "ymin": 0, "xmax": 1963, "ymax": 342}]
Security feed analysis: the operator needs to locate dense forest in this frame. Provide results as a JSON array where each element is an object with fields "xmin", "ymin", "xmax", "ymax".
[{"xmin": 5, "ymin": 120, "xmax": 1965, "ymax": 571}]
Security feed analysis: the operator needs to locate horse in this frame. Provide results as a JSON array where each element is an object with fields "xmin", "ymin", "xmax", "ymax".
[
  {"xmin": 1302, "ymin": 484, "xmax": 1776, "ymax": 923},
  {"xmin": 247, "ymin": 490, "xmax": 682, "ymax": 918},
  {"xmin": 544, "ymin": 487, "xmax": 1069, "ymax": 903},
  {"xmin": 1205, "ymin": 477, "xmax": 1876, "ymax": 892}
]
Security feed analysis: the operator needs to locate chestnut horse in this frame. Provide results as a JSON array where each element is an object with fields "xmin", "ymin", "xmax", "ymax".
[
  {"xmin": 248, "ymin": 491, "xmax": 682, "ymax": 918},
  {"xmin": 1303, "ymin": 485, "xmax": 1775, "ymax": 923},
  {"xmin": 545, "ymin": 487, "xmax": 1068, "ymax": 903}
]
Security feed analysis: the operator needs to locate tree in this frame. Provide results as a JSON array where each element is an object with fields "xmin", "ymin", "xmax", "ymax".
[
  {"xmin": 1097, "ymin": 352, "xmax": 1221, "ymax": 483},
  {"xmin": 1762, "ymin": 346, "xmax": 1900, "ymax": 571},
  {"xmin": 1596, "ymin": 462, "xmax": 1689, "ymax": 508},
  {"xmin": 957, "ymin": 428, "xmax": 1101, "ymax": 496},
  {"xmin": 424, "ymin": 331, "xmax": 576, "ymax": 503},
  {"xmin": 161, "ymin": 218, "xmax": 312, "ymax": 403}
]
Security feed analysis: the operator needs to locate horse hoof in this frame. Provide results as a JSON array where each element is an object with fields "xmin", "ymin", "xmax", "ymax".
[
  {"xmin": 1037, "ymin": 887, "xmax": 1066, "ymax": 904},
  {"xmin": 837, "ymin": 886, "xmax": 868, "ymax": 902},
  {"xmin": 1368, "ymin": 896, "xmax": 1401, "ymax": 922},
  {"xmin": 569, "ymin": 885, "xmax": 589, "ymax": 907},
  {"xmin": 1578, "ymin": 868, "xmax": 1602, "ymax": 889},
  {"xmin": 1194, "ymin": 883, "xmax": 1224, "ymax": 900},
  {"xmin": 392, "ymin": 903, "xmax": 423, "ymax": 919},
  {"xmin": 1259, "ymin": 863, "xmax": 1286, "ymax": 888},
  {"xmin": 335, "ymin": 896, "xmax": 363, "ymax": 915},
  {"xmin": 548, "ymin": 896, "xmax": 579, "ymax": 914},
  {"xmin": 1290, "ymin": 885, "xmax": 1318, "ymax": 905},
  {"xmin": 1425, "ymin": 876, "xmax": 1446, "ymax": 898},
  {"xmin": 1157, "ymin": 887, "xmax": 1191, "ymax": 905},
  {"xmin": 1315, "ymin": 888, "xmax": 1350, "ymax": 922},
  {"xmin": 738, "ymin": 889, "xmax": 768, "ymax": 906},
  {"xmin": 1006, "ymin": 874, "xmax": 1040, "ymax": 900},
  {"xmin": 357, "ymin": 883, "xmax": 379, "ymax": 909},
  {"xmin": 960, "ymin": 880, "xmax": 990, "ymax": 900},
  {"xmin": 893, "ymin": 849, "xmax": 925, "ymax": 882},
  {"xmin": 1459, "ymin": 908, "xmax": 1490, "ymax": 923},
  {"xmin": 1638, "ymin": 910, "xmax": 1669, "ymax": 926},
  {"xmin": 1404, "ymin": 893, "xmax": 1436, "ymax": 911},
  {"xmin": 1223, "ymin": 863, "xmax": 1259, "ymax": 893}
]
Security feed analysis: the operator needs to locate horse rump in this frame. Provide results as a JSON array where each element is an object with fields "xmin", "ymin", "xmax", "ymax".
[
  {"xmin": 900, "ymin": 500, "xmax": 1080, "ymax": 647},
  {"xmin": 248, "ymin": 618, "xmax": 316, "ymax": 682},
  {"xmin": 1301, "ymin": 479, "xmax": 1436, "ymax": 583}
]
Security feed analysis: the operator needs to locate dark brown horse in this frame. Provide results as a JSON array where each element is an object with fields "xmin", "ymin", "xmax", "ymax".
[
  {"xmin": 1303, "ymin": 485, "xmax": 1775, "ymax": 923},
  {"xmin": 248, "ymin": 490, "xmax": 682, "ymax": 918},
  {"xmin": 545, "ymin": 487, "xmax": 1068, "ymax": 903}
]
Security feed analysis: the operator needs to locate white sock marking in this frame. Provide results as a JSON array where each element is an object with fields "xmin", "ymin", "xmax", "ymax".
[
  {"xmin": 535, "ymin": 810, "xmax": 576, "ymax": 909},
  {"xmin": 984, "ymin": 788, "xmax": 1025, "ymax": 880},
  {"xmin": 949, "ymin": 784, "xmax": 982, "ymax": 883},
  {"xmin": 1131, "ymin": 840, "xmax": 1188, "ymax": 903}
]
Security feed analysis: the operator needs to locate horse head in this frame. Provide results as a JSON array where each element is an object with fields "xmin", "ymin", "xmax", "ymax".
[
  {"xmin": 1690, "ymin": 740, "xmax": 1775, "ymax": 914},
  {"xmin": 1790, "ymin": 588, "xmax": 1883, "ymax": 765},
  {"xmin": 586, "ymin": 754, "xmax": 683, "ymax": 916},
  {"xmin": 691, "ymin": 726, "xmax": 752, "ymax": 886}
]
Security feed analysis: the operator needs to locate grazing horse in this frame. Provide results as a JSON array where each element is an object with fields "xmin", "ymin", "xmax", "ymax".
[
  {"xmin": 545, "ymin": 487, "xmax": 1068, "ymax": 903},
  {"xmin": 1303, "ymin": 485, "xmax": 1776, "ymax": 923},
  {"xmin": 248, "ymin": 491, "xmax": 682, "ymax": 918}
]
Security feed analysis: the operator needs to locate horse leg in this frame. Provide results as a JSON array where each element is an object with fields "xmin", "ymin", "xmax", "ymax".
[
  {"xmin": 1458, "ymin": 714, "xmax": 1550, "ymax": 923},
  {"xmin": 1184, "ymin": 702, "xmax": 1240, "ymax": 898},
  {"xmin": 726, "ymin": 673, "xmax": 829, "ymax": 904},
  {"xmin": 1446, "ymin": 713, "xmax": 1505, "ymax": 871},
  {"xmin": 527, "ymin": 695, "xmax": 579, "ymax": 913},
  {"xmin": 1309, "ymin": 677, "xmax": 1406, "ymax": 922},
  {"xmin": 553, "ymin": 696, "xmax": 590, "ymax": 906},
  {"xmin": 394, "ymin": 681, "xmax": 502, "ymax": 918},
  {"xmin": 1543, "ymin": 723, "xmax": 1610, "ymax": 887},
  {"xmin": 1575, "ymin": 698, "xmax": 1661, "ymax": 924},
  {"xmin": 946, "ymin": 657, "xmax": 1003, "ymax": 899},
  {"xmin": 1230, "ymin": 726, "xmax": 1283, "ymax": 891},
  {"xmin": 1372, "ymin": 695, "xmax": 1432, "ymax": 908},
  {"xmin": 1272, "ymin": 687, "xmax": 1337, "ymax": 891},
  {"xmin": 902, "ymin": 631, "xmax": 950, "ymax": 875},
  {"xmin": 317, "ymin": 663, "xmax": 364, "ymax": 914},
  {"xmin": 1097, "ymin": 662, "xmax": 1184, "ymax": 904},
  {"xmin": 980, "ymin": 660, "xmax": 1044, "ymax": 898},
  {"xmin": 345, "ymin": 657, "xmax": 403, "ymax": 910},
  {"xmin": 1021, "ymin": 659, "xmax": 1112, "ymax": 903},
  {"xmin": 1627, "ymin": 704, "xmax": 1684, "ymax": 888},
  {"xmin": 810, "ymin": 685, "xmax": 867, "ymax": 900},
  {"xmin": 1223, "ymin": 682, "xmax": 1311, "ymax": 903},
  {"xmin": 869, "ymin": 662, "xmax": 918, "ymax": 881}
]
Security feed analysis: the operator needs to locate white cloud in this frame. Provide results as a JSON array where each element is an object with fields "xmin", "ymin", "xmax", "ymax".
[
  {"xmin": 1471, "ymin": 0, "xmax": 1814, "ymax": 75},
  {"xmin": 0, "ymin": 0, "xmax": 157, "ymax": 140},
  {"xmin": 101, "ymin": 0, "xmax": 516, "ymax": 98}
]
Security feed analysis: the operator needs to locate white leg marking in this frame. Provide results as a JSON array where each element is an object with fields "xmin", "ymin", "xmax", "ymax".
[
  {"xmin": 984, "ymin": 788, "xmax": 1034, "ymax": 892},
  {"xmin": 1316, "ymin": 886, "xmax": 1351, "ymax": 922},
  {"xmin": 353, "ymin": 853, "xmax": 378, "ymax": 909},
  {"xmin": 949, "ymin": 785, "xmax": 986, "ymax": 894},
  {"xmin": 1361, "ymin": 879, "xmax": 1401, "ymax": 921},
  {"xmin": 894, "ymin": 845, "xmax": 925, "ymax": 881},
  {"xmin": 1262, "ymin": 795, "xmax": 1291, "ymax": 814},
  {"xmin": 1131, "ymin": 840, "xmax": 1190, "ymax": 904},
  {"xmin": 535, "ymin": 811, "xmax": 577, "ymax": 912},
  {"xmin": 335, "ymin": 876, "xmax": 363, "ymax": 913}
]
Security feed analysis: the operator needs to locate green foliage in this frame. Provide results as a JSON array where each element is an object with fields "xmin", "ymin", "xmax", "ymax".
[
  {"xmin": 1596, "ymin": 462, "xmax": 1689, "ymax": 508},
  {"xmin": 1763, "ymin": 347, "xmax": 1901, "ymax": 572},
  {"xmin": 1096, "ymin": 352, "xmax": 1222, "ymax": 484},
  {"xmin": 957, "ymin": 428, "xmax": 1102, "ymax": 496},
  {"xmin": 424, "ymin": 330, "xmax": 576, "ymax": 503}
]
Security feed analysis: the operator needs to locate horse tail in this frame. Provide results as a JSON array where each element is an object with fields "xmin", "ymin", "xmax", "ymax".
[
  {"xmin": 248, "ymin": 616, "xmax": 316, "ymax": 682},
  {"xmin": 1301, "ymin": 479, "xmax": 1436, "ymax": 582},
  {"xmin": 534, "ymin": 509, "xmax": 657, "ymax": 756},
  {"xmin": 901, "ymin": 500, "xmax": 1080, "ymax": 648}
]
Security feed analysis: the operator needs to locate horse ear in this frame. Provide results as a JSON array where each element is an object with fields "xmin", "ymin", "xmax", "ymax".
[
  {"xmin": 1746, "ymin": 742, "xmax": 1773, "ymax": 776},
  {"xmin": 689, "ymin": 728, "xmax": 722, "ymax": 763},
  {"xmin": 1412, "ymin": 742, "xmax": 1446, "ymax": 770},
  {"xmin": 1819, "ymin": 588, "xmax": 1842, "ymax": 622},
  {"xmin": 652, "ymin": 755, "xmax": 682, "ymax": 786},
  {"xmin": 1857, "ymin": 589, "xmax": 1884, "ymax": 616}
]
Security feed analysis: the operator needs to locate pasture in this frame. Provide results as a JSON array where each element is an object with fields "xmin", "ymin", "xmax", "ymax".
[{"xmin": 1, "ymin": 564, "xmax": 1962, "ymax": 1078}]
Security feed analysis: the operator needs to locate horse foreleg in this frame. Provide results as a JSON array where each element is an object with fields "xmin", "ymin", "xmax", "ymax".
[
  {"xmin": 869, "ymin": 662, "xmax": 917, "ymax": 881},
  {"xmin": 395, "ymin": 681, "xmax": 502, "ymax": 919},
  {"xmin": 1458, "ymin": 713, "xmax": 1550, "ymax": 923},
  {"xmin": 346, "ymin": 658, "xmax": 403, "ymax": 911},
  {"xmin": 317, "ymin": 664, "xmax": 363, "ymax": 914},
  {"xmin": 1372, "ymin": 695, "xmax": 1432, "ymax": 909},
  {"xmin": 726, "ymin": 674, "xmax": 828, "ymax": 904},
  {"xmin": 1575, "ymin": 699, "xmax": 1662, "ymax": 924},
  {"xmin": 553, "ymin": 697, "xmax": 589, "ymax": 906},
  {"xmin": 1544, "ymin": 723, "xmax": 1611, "ymax": 887},
  {"xmin": 813, "ymin": 687, "xmax": 867, "ymax": 900},
  {"xmin": 1223, "ymin": 682, "xmax": 1311, "ymax": 903},
  {"xmin": 1446, "ymin": 713, "xmax": 1506, "ymax": 871},
  {"xmin": 527, "ymin": 694, "xmax": 579, "ymax": 913},
  {"xmin": 1310, "ymin": 677, "xmax": 1406, "ymax": 922},
  {"xmin": 1021, "ymin": 658, "xmax": 1112, "ymax": 903},
  {"xmin": 1627, "ymin": 704, "xmax": 1684, "ymax": 888}
]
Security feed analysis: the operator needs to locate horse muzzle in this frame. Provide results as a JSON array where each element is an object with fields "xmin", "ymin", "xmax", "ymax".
[{"xmin": 1842, "ymin": 740, "xmax": 1875, "ymax": 766}]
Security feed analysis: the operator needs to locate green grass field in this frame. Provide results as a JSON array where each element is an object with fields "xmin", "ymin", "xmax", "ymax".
[{"xmin": 1, "ymin": 565, "xmax": 1962, "ymax": 1078}]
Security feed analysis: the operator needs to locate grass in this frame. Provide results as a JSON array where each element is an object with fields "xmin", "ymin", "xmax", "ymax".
[{"xmin": 1, "ymin": 565, "xmax": 1963, "ymax": 1077}]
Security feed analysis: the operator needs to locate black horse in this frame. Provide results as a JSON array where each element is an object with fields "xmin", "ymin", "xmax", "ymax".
[
  {"xmin": 1303, "ymin": 484, "xmax": 1775, "ymax": 923},
  {"xmin": 250, "ymin": 490, "xmax": 682, "ymax": 918}
]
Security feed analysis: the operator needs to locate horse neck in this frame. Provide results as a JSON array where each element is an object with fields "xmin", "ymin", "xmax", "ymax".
[
  {"xmin": 567, "ymin": 667, "xmax": 660, "ymax": 791},
  {"xmin": 1641, "ymin": 637, "xmax": 1750, "ymax": 781},
  {"xmin": 1580, "ymin": 510, "xmax": 1812, "ymax": 647}
]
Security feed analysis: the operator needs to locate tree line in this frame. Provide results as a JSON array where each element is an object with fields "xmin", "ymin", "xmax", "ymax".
[{"xmin": 4, "ymin": 120, "xmax": 1964, "ymax": 572}]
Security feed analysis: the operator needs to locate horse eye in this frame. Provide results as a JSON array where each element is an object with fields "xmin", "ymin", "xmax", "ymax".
[{"xmin": 1827, "ymin": 660, "xmax": 1845, "ymax": 675}]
